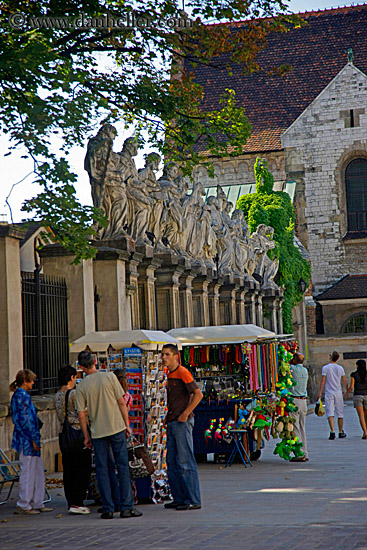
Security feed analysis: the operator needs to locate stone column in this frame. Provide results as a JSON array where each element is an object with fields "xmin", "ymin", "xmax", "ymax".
[
  {"xmin": 126, "ymin": 252, "xmax": 143, "ymax": 330},
  {"xmin": 192, "ymin": 273, "xmax": 211, "ymax": 327},
  {"xmin": 41, "ymin": 245, "xmax": 95, "ymax": 343},
  {"xmin": 208, "ymin": 280, "xmax": 222, "ymax": 326},
  {"xmin": 179, "ymin": 270, "xmax": 195, "ymax": 327},
  {"xmin": 0, "ymin": 225, "xmax": 26, "ymax": 403},
  {"xmin": 138, "ymin": 258, "xmax": 162, "ymax": 330},
  {"xmin": 235, "ymin": 285, "xmax": 246, "ymax": 325},
  {"xmin": 244, "ymin": 291, "xmax": 256, "ymax": 324},
  {"xmin": 219, "ymin": 276, "xmax": 238, "ymax": 325},
  {"xmin": 277, "ymin": 297, "xmax": 284, "ymax": 335},
  {"xmin": 155, "ymin": 252, "xmax": 186, "ymax": 330},
  {"xmin": 262, "ymin": 294, "xmax": 278, "ymax": 333},
  {"xmin": 93, "ymin": 248, "xmax": 131, "ymax": 331},
  {"xmin": 255, "ymin": 292, "xmax": 263, "ymax": 328}
]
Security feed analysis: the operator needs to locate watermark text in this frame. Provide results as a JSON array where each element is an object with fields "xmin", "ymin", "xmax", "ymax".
[{"xmin": 8, "ymin": 12, "xmax": 194, "ymax": 30}]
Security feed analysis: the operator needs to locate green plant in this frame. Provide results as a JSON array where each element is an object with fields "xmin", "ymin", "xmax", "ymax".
[{"xmin": 237, "ymin": 158, "xmax": 310, "ymax": 332}]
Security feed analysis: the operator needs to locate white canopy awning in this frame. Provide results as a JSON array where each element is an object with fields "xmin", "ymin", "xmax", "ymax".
[
  {"xmin": 167, "ymin": 324, "xmax": 276, "ymax": 346},
  {"xmin": 70, "ymin": 330, "xmax": 181, "ymax": 353}
]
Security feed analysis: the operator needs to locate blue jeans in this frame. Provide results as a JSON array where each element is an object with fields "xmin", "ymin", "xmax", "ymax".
[
  {"xmin": 166, "ymin": 419, "xmax": 201, "ymax": 506},
  {"xmin": 92, "ymin": 431, "xmax": 133, "ymax": 513}
]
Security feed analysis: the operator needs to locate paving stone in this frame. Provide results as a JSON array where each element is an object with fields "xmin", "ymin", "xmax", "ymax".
[{"xmin": 1, "ymin": 404, "xmax": 367, "ymax": 549}]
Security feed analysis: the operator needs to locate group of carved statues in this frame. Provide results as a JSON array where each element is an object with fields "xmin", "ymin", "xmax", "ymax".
[{"xmin": 85, "ymin": 125, "xmax": 279, "ymax": 290}]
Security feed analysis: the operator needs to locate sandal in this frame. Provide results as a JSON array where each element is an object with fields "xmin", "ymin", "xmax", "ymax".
[
  {"xmin": 362, "ymin": 435, "xmax": 367, "ymax": 440},
  {"xmin": 291, "ymin": 456, "xmax": 307, "ymax": 462}
]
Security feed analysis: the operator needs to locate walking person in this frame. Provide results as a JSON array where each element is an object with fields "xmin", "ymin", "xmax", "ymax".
[
  {"xmin": 289, "ymin": 353, "xmax": 309, "ymax": 462},
  {"xmin": 345, "ymin": 359, "xmax": 367, "ymax": 439},
  {"xmin": 55, "ymin": 365, "xmax": 92, "ymax": 514},
  {"xmin": 162, "ymin": 344, "xmax": 203, "ymax": 511},
  {"xmin": 10, "ymin": 369, "xmax": 53, "ymax": 515},
  {"xmin": 317, "ymin": 351, "xmax": 348, "ymax": 440},
  {"xmin": 76, "ymin": 351, "xmax": 142, "ymax": 520}
]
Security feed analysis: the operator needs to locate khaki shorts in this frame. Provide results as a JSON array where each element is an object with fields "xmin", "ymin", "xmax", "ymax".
[{"xmin": 353, "ymin": 395, "xmax": 367, "ymax": 409}]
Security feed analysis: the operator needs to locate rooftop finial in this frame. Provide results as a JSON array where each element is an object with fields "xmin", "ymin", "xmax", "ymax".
[{"xmin": 346, "ymin": 48, "xmax": 354, "ymax": 63}]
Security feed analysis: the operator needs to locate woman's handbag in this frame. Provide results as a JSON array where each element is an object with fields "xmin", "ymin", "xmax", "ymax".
[
  {"xmin": 58, "ymin": 389, "xmax": 85, "ymax": 453},
  {"xmin": 127, "ymin": 436, "xmax": 155, "ymax": 479},
  {"xmin": 315, "ymin": 399, "xmax": 325, "ymax": 417}
]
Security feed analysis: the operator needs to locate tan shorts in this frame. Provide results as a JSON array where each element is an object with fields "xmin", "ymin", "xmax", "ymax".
[{"xmin": 353, "ymin": 395, "xmax": 367, "ymax": 409}]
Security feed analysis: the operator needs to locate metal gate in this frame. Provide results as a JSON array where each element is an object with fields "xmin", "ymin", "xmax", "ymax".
[{"xmin": 21, "ymin": 270, "xmax": 69, "ymax": 394}]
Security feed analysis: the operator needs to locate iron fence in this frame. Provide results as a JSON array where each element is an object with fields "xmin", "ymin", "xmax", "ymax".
[{"xmin": 21, "ymin": 270, "xmax": 69, "ymax": 394}]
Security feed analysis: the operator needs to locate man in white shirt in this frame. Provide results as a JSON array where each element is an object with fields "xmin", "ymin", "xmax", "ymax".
[{"xmin": 317, "ymin": 351, "xmax": 348, "ymax": 440}]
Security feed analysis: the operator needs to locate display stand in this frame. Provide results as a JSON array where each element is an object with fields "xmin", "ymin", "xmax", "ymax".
[
  {"xmin": 224, "ymin": 430, "xmax": 252, "ymax": 468},
  {"xmin": 168, "ymin": 325, "xmax": 296, "ymax": 462},
  {"xmin": 85, "ymin": 346, "xmax": 171, "ymax": 502}
]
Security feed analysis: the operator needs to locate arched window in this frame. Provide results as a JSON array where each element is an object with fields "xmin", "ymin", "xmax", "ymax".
[
  {"xmin": 345, "ymin": 158, "xmax": 367, "ymax": 231},
  {"xmin": 341, "ymin": 312, "xmax": 367, "ymax": 334}
]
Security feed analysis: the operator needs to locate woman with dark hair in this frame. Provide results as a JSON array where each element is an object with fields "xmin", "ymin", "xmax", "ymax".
[
  {"xmin": 55, "ymin": 365, "xmax": 92, "ymax": 514},
  {"xmin": 346, "ymin": 359, "xmax": 367, "ymax": 439},
  {"xmin": 10, "ymin": 369, "xmax": 53, "ymax": 515},
  {"xmin": 114, "ymin": 369, "xmax": 133, "ymax": 410}
]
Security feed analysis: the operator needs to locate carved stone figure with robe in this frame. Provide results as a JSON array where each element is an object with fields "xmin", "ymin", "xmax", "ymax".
[
  {"xmin": 181, "ymin": 182, "xmax": 207, "ymax": 262},
  {"xmin": 215, "ymin": 187, "xmax": 235, "ymax": 275},
  {"xmin": 138, "ymin": 153, "xmax": 166, "ymax": 246},
  {"xmin": 206, "ymin": 195, "xmax": 232, "ymax": 275},
  {"xmin": 157, "ymin": 162, "xmax": 186, "ymax": 255},
  {"xmin": 251, "ymin": 224, "xmax": 279, "ymax": 289},
  {"xmin": 231, "ymin": 209, "xmax": 256, "ymax": 280},
  {"xmin": 85, "ymin": 124, "xmax": 130, "ymax": 239}
]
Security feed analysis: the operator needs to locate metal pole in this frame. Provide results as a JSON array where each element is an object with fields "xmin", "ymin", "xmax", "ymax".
[{"xmin": 34, "ymin": 266, "xmax": 44, "ymax": 394}]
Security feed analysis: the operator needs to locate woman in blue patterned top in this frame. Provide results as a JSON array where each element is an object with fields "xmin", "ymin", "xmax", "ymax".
[{"xmin": 10, "ymin": 369, "xmax": 53, "ymax": 515}]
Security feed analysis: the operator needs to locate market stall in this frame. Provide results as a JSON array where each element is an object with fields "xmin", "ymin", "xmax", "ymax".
[
  {"xmin": 167, "ymin": 325, "xmax": 298, "ymax": 462},
  {"xmin": 70, "ymin": 329, "xmax": 181, "ymax": 503}
]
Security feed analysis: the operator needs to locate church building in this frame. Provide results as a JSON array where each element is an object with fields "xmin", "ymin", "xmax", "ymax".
[{"xmin": 187, "ymin": 4, "xmax": 367, "ymax": 374}]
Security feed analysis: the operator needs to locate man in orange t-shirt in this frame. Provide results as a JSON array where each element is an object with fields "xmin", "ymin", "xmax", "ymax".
[{"xmin": 162, "ymin": 344, "xmax": 203, "ymax": 510}]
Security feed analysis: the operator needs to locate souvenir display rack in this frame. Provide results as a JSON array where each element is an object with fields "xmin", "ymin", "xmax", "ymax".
[
  {"xmin": 181, "ymin": 338, "xmax": 299, "ymax": 463},
  {"xmin": 90, "ymin": 347, "xmax": 171, "ymax": 501},
  {"xmin": 123, "ymin": 348, "xmax": 144, "ymax": 441}
]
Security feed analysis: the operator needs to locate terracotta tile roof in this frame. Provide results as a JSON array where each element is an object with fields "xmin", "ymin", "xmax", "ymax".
[
  {"xmin": 186, "ymin": 5, "xmax": 367, "ymax": 155},
  {"xmin": 317, "ymin": 274, "xmax": 367, "ymax": 300}
]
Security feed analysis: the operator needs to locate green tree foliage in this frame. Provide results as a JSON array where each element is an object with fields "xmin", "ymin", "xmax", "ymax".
[
  {"xmin": 0, "ymin": 0, "xmax": 301, "ymax": 262},
  {"xmin": 237, "ymin": 158, "xmax": 311, "ymax": 333}
]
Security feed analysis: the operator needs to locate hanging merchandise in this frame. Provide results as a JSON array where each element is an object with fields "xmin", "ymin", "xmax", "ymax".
[
  {"xmin": 271, "ymin": 343, "xmax": 304, "ymax": 461},
  {"xmin": 173, "ymin": 326, "xmax": 298, "ymax": 463}
]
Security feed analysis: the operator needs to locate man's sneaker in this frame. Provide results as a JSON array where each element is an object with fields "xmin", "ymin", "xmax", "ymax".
[
  {"xmin": 69, "ymin": 506, "xmax": 90, "ymax": 514},
  {"xmin": 100, "ymin": 511, "xmax": 114, "ymax": 519},
  {"xmin": 164, "ymin": 501, "xmax": 182, "ymax": 509},
  {"xmin": 38, "ymin": 507, "xmax": 54, "ymax": 512},
  {"xmin": 176, "ymin": 504, "xmax": 202, "ymax": 511},
  {"xmin": 14, "ymin": 507, "xmax": 40, "ymax": 515},
  {"xmin": 339, "ymin": 431, "xmax": 347, "ymax": 438},
  {"xmin": 120, "ymin": 508, "xmax": 143, "ymax": 518},
  {"xmin": 329, "ymin": 432, "xmax": 336, "ymax": 440}
]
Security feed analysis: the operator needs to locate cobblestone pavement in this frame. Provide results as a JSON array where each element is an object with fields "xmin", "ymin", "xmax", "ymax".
[{"xmin": 1, "ymin": 403, "xmax": 367, "ymax": 549}]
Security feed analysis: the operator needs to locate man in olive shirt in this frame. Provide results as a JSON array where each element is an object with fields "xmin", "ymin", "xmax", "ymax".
[
  {"xmin": 162, "ymin": 344, "xmax": 203, "ymax": 511},
  {"xmin": 76, "ymin": 350, "xmax": 142, "ymax": 520}
]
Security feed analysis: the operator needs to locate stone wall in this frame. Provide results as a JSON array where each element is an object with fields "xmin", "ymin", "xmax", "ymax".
[
  {"xmin": 319, "ymin": 299, "xmax": 367, "ymax": 336},
  {"xmin": 191, "ymin": 151, "xmax": 285, "ymax": 189},
  {"xmin": 282, "ymin": 63, "xmax": 367, "ymax": 295},
  {"xmin": 0, "ymin": 396, "xmax": 60, "ymax": 474},
  {"xmin": 308, "ymin": 334, "xmax": 367, "ymax": 387}
]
